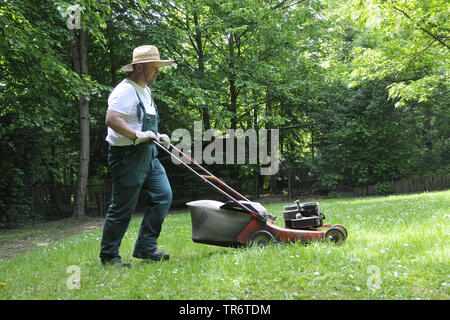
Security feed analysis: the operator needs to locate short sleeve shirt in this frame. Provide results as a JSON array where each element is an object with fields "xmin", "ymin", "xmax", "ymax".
[{"xmin": 105, "ymin": 79, "xmax": 156, "ymax": 146}]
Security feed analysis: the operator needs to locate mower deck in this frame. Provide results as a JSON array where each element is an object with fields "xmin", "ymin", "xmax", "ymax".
[{"xmin": 187, "ymin": 199, "xmax": 347, "ymax": 247}]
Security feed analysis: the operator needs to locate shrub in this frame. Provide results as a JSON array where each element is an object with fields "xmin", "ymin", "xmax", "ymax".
[{"xmin": 375, "ymin": 182, "xmax": 393, "ymax": 195}]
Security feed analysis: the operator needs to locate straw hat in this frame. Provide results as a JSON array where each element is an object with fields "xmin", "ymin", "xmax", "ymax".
[{"xmin": 120, "ymin": 45, "xmax": 174, "ymax": 72}]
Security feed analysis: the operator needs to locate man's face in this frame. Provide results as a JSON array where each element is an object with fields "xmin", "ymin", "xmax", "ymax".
[{"xmin": 142, "ymin": 63, "xmax": 160, "ymax": 86}]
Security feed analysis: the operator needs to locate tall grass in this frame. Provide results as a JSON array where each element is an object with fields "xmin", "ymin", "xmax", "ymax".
[{"xmin": 0, "ymin": 190, "xmax": 449, "ymax": 300}]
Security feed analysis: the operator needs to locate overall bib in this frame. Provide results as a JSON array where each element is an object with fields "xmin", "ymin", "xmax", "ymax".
[{"xmin": 100, "ymin": 86, "xmax": 172, "ymax": 260}]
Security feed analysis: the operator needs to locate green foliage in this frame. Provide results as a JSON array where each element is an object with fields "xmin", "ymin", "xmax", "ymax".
[
  {"xmin": 0, "ymin": 165, "xmax": 28, "ymax": 228},
  {"xmin": 375, "ymin": 182, "xmax": 393, "ymax": 196},
  {"xmin": 0, "ymin": 0, "xmax": 449, "ymax": 224},
  {"xmin": 329, "ymin": 0, "xmax": 449, "ymax": 104},
  {"xmin": 315, "ymin": 173, "xmax": 344, "ymax": 192}
]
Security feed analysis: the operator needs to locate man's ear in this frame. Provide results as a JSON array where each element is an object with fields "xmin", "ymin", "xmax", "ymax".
[{"xmin": 132, "ymin": 63, "xmax": 142, "ymax": 72}]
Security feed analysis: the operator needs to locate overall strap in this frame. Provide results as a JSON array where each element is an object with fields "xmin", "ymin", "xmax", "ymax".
[
  {"xmin": 134, "ymin": 87, "xmax": 146, "ymax": 124},
  {"xmin": 145, "ymin": 86, "xmax": 158, "ymax": 114},
  {"xmin": 133, "ymin": 84, "xmax": 157, "ymax": 123}
]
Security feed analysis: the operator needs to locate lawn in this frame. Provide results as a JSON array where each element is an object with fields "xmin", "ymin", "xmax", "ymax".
[{"xmin": 0, "ymin": 190, "xmax": 449, "ymax": 300}]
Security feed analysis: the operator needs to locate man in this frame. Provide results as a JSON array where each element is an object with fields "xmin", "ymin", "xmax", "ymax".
[{"xmin": 100, "ymin": 45, "xmax": 174, "ymax": 267}]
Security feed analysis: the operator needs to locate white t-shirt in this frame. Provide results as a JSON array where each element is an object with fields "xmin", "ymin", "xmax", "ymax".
[{"xmin": 106, "ymin": 79, "xmax": 157, "ymax": 146}]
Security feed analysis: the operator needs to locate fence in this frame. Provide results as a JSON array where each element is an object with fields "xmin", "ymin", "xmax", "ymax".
[
  {"xmin": 28, "ymin": 173, "xmax": 450, "ymax": 221},
  {"xmin": 353, "ymin": 174, "xmax": 450, "ymax": 196},
  {"xmin": 30, "ymin": 181, "xmax": 111, "ymax": 220}
]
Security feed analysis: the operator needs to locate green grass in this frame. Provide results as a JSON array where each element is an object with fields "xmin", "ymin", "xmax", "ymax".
[{"xmin": 0, "ymin": 190, "xmax": 449, "ymax": 300}]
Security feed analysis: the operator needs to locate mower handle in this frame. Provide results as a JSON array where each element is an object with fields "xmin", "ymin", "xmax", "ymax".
[{"xmin": 153, "ymin": 140, "xmax": 265, "ymax": 222}]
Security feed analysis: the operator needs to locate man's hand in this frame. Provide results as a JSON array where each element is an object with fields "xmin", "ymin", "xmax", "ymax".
[
  {"xmin": 135, "ymin": 130, "xmax": 158, "ymax": 145},
  {"xmin": 158, "ymin": 133, "xmax": 170, "ymax": 149}
]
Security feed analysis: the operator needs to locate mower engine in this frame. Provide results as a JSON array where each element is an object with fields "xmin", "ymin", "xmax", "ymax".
[{"xmin": 283, "ymin": 201, "xmax": 325, "ymax": 229}]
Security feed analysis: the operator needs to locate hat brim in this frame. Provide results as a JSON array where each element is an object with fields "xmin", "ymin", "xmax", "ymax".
[{"xmin": 120, "ymin": 60, "xmax": 174, "ymax": 72}]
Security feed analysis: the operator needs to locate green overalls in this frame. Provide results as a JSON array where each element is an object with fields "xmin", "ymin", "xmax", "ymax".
[{"xmin": 100, "ymin": 85, "xmax": 172, "ymax": 260}]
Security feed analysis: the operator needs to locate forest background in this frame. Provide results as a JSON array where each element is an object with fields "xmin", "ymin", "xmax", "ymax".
[{"xmin": 0, "ymin": 0, "xmax": 448, "ymax": 227}]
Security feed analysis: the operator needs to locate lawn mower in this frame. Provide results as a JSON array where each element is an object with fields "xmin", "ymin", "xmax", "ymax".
[{"xmin": 154, "ymin": 141, "xmax": 348, "ymax": 247}]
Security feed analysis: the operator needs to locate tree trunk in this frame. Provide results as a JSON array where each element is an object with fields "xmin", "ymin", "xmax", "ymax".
[
  {"xmin": 193, "ymin": 11, "xmax": 210, "ymax": 130},
  {"xmin": 72, "ymin": 29, "xmax": 90, "ymax": 218},
  {"xmin": 228, "ymin": 33, "xmax": 238, "ymax": 130},
  {"xmin": 254, "ymin": 107, "xmax": 260, "ymax": 198},
  {"xmin": 106, "ymin": 21, "xmax": 117, "ymax": 86},
  {"xmin": 265, "ymin": 88, "xmax": 280, "ymax": 194},
  {"xmin": 311, "ymin": 126, "xmax": 315, "ymax": 165}
]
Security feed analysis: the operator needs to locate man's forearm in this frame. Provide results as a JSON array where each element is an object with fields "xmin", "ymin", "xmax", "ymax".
[{"xmin": 106, "ymin": 112, "xmax": 137, "ymax": 140}]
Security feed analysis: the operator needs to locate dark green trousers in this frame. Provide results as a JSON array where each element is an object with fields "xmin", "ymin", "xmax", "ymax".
[{"xmin": 100, "ymin": 143, "xmax": 172, "ymax": 260}]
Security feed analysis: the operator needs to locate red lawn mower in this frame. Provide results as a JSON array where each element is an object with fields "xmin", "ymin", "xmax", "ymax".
[{"xmin": 155, "ymin": 141, "xmax": 348, "ymax": 247}]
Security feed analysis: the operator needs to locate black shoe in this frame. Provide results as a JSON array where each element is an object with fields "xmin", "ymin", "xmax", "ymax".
[
  {"xmin": 101, "ymin": 256, "xmax": 131, "ymax": 267},
  {"xmin": 133, "ymin": 249, "xmax": 170, "ymax": 261}
]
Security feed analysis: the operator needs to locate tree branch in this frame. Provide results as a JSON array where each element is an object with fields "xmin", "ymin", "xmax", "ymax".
[
  {"xmin": 408, "ymin": 39, "xmax": 437, "ymax": 65},
  {"xmin": 271, "ymin": 0, "xmax": 306, "ymax": 11},
  {"xmin": 393, "ymin": 6, "xmax": 450, "ymax": 50}
]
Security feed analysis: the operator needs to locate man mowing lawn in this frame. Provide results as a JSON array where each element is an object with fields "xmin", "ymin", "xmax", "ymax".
[{"xmin": 99, "ymin": 45, "xmax": 174, "ymax": 267}]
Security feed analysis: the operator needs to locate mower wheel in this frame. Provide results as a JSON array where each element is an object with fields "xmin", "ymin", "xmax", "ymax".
[
  {"xmin": 324, "ymin": 227, "xmax": 346, "ymax": 245},
  {"xmin": 249, "ymin": 230, "xmax": 275, "ymax": 247},
  {"xmin": 332, "ymin": 224, "xmax": 348, "ymax": 239}
]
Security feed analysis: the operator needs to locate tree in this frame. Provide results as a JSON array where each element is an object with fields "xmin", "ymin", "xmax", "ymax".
[
  {"xmin": 0, "ymin": 0, "xmax": 87, "ymax": 225},
  {"xmin": 328, "ymin": 0, "xmax": 449, "ymax": 105},
  {"xmin": 70, "ymin": 28, "xmax": 90, "ymax": 217},
  {"xmin": 56, "ymin": 0, "xmax": 111, "ymax": 217},
  {"xmin": 305, "ymin": 0, "xmax": 450, "ymax": 191}
]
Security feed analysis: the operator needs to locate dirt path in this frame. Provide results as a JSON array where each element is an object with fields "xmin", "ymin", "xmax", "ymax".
[{"xmin": 0, "ymin": 216, "xmax": 105, "ymax": 261}]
